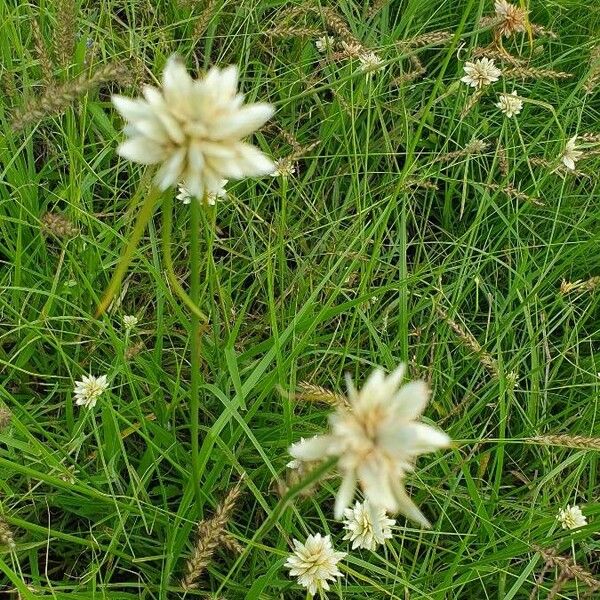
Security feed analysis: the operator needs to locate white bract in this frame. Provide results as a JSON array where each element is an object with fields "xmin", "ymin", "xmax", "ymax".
[
  {"xmin": 359, "ymin": 51, "xmax": 384, "ymax": 74},
  {"xmin": 342, "ymin": 500, "xmax": 395, "ymax": 550},
  {"xmin": 461, "ymin": 58, "xmax": 502, "ymax": 88},
  {"xmin": 285, "ymin": 533, "xmax": 346, "ymax": 596},
  {"xmin": 315, "ymin": 35, "xmax": 335, "ymax": 53},
  {"xmin": 557, "ymin": 505, "xmax": 587, "ymax": 530},
  {"xmin": 112, "ymin": 56, "xmax": 274, "ymax": 200},
  {"xmin": 73, "ymin": 374, "xmax": 109, "ymax": 409},
  {"xmin": 496, "ymin": 90, "xmax": 523, "ymax": 117},
  {"xmin": 561, "ymin": 136, "xmax": 583, "ymax": 170},
  {"xmin": 123, "ymin": 315, "xmax": 138, "ymax": 329},
  {"xmin": 288, "ymin": 364, "xmax": 450, "ymax": 527},
  {"xmin": 176, "ymin": 180, "xmax": 227, "ymax": 206}
]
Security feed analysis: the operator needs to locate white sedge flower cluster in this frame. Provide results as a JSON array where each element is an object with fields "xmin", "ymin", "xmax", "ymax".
[
  {"xmin": 73, "ymin": 375, "xmax": 109, "ymax": 409},
  {"xmin": 557, "ymin": 505, "xmax": 587, "ymax": 530},
  {"xmin": 461, "ymin": 58, "xmax": 502, "ymax": 88},
  {"xmin": 496, "ymin": 90, "xmax": 523, "ymax": 118},
  {"xmin": 342, "ymin": 500, "xmax": 395, "ymax": 550},
  {"xmin": 123, "ymin": 315, "xmax": 138, "ymax": 330},
  {"xmin": 561, "ymin": 136, "xmax": 583, "ymax": 171},
  {"xmin": 288, "ymin": 364, "xmax": 450, "ymax": 528},
  {"xmin": 112, "ymin": 55, "xmax": 275, "ymax": 200},
  {"xmin": 285, "ymin": 534, "xmax": 346, "ymax": 596}
]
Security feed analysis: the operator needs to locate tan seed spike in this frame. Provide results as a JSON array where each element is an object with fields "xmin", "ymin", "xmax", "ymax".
[
  {"xmin": 296, "ymin": 382, "xmax": 349, "ymax": 408},
  {"xmin": 12, "ymin": 61, "xmax": 132, "ymax": 130},
  {"xmin": 55, "ymin": 0, "xmax": 76, "ymax": 70},
  {"xmin": 181, "ymin": 478, "xmax": 244, "ymax": 589},
  {"xmin": 531, "ymin": 434, "xmax": 600, "ymax": 451}
]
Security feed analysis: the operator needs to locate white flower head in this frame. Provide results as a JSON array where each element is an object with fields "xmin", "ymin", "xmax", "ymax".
[
  {"xmin": 496, "ymin": 90, "xmax": 523, "ymax": 117},
  {"xmin": 176, "ymin": 180, "xmax": 227, "ymax": 206},
  {"xmin": 112, "ymin": 55, "xmax": 275, "ymax": 200},
  {"xmin": 285, "ymin": 533, "xmax": 346, "ymax": 596},
  {"xmin": 359, "ymin": 51, "xmax": 384, "ymax": 74},
  {"xmin": 271, "ymin": 157, "xmax": 296, "ymax": 178},
  {"xmin": 343, "ymin": 500, "xmax": 395, "ymax": 550},
  {"xmin": 461, "ymin": 58, "xmax": 502, "ymax": 88},
  {"xmin": 561, "ymin": 136, "xmax": 583, "ymax": 170},
  {"xmin": 288, "ymin": 364, "xmax": 450, "ymax": 527},
  {"xmin": 73, "ymin": 374, "xmax": 109, "ymax": 409},
  {"xmin": 557, "ymin": 505, "xmax": 587, "ymax": 530},
  {"xmin": 123, "ymin": 315, "xmax": 138, "ymax": 330},
  {"xmin": 494, "ymin": 0, "xmax": 528, "ymax": 37},
  {"xmin": 316, "ymin": 35, "xmax": 335, "ymax": 53}
]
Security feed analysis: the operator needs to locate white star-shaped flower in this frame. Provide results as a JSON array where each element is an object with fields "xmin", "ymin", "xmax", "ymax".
[
  {"xmin": 285, "ymin": 533, "xmax": 346, "ymax": 596},
  {"xmin": 343, "ymin": 500, "xmax": 395, "ymax": 550},
  {"xmin": 561, "ymin": 136, "xmax": 583, "ymax": 170},
  {"xmin": 112, "ymin": 55, "xmax": 275, "ymax": 200},
  {"xmin": 73, "ymin": 374, "xmax": 109, "ymax": 409},
  {"xmin": 288, "ymin": 364, "xmax": 450, "ymax": 527},
  {"xmin": 461, "ymin": 58, "xmax": 502, "ymax": 88},
  {"xmin": 557, "ymin": 505, "xmax": 587, "ymax": 530},
  {"xmin": 496, "ymin": 90, "xmax": 523, "ymax": 117}
]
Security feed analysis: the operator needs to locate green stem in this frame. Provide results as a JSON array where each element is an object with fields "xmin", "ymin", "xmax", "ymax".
[
  {"xmin": 162, "ymin": 194, "xmax": 209, "ymax": 322},
  {"xmin": 189, "ymin": 196, "xmax": 203, "ymax": 511},
  {"xmin": 96, "ymin": 185, "xmax": 162, "ymax": 317},
  {"xmin": 217, "ymin": 457, "xmax": 338, "ymax": 593}
]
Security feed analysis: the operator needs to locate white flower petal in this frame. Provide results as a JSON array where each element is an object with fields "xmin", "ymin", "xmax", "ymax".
[
  {"xmin": 209, "ymin": 104, "xmax": 275, "ymax": 140},
  {"xmin": 117, "ymin": 138, "xmax": 165, "ymax": 164}
]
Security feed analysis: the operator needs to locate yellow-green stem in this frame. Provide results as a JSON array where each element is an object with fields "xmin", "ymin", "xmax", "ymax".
[
  {"xmin": 189, "ymin": 196, "xmax": 203, "ymax": 511},
  {"xmin": 162, "ymin": 194, "xmax": 209, "ymax": 322},
  {"xmin": 96, "ymin": 185, "xmax": 162, "ymax": 317}
]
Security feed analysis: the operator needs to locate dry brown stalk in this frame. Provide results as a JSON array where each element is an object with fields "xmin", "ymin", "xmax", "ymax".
[
  {"xmin": 218, "ymin": 533, "xmax": 243, "ymax": 554},
  {"xmin": 398, "ymin": 30, "xmax": 452, "ymax": 50},
  {"xmin": 394, "ymin": 55, "xmax": 426, "ymax": 85},
  {"xmin": 437, "ymin": 306, "xmax": 500, "ymax": 379},
  {"xmin": 439, "ymin": 140, "xmax": 488, "ymax": 162},
  {"xmin": 367, "ymin": 0, "xmax": 389, "ymax": 17},
  {"xmin": 193, "ymin": 0, "xmax": 217, "ymax": 39},
  {"xmin": 12, "ymin": 61, "xmax": 131, "ymax": 130},
  {"xmin": 584, "ymin": 45, "xmax": 600, "ymax": 94},
  {"xmin": 267, "ymin": 25, "xmax": 323, "ymax": 39},
  {"xmin": 529, "ymin": 156, "xmax": 552, "ymax": 168},
  {"xmin": 461, "ymin": 88, "xmax": 485, "ymax": 117},
  {"xmin": 125, "ymin": 340, "xmax": 145, "ymax": 360},
  {"xmin": 0, "ymin": 517, "xmax": 15, "ymax": 549},
  {"xmin": 530, "ymin": 434, "xmax": 600, "ymax": 451},
  {"xmin": 496, "ymin": 142, "xmax": 509, "ymax": 177},
  {"xmin": 296, "ymin": 381, "xmax": 349, "ymax": 408},
  {"xmin": 530, "ymin": 24, "xmax": 557, "ymax": 39},
  {"xmin": 487, "ymin": 183, "xmax": 544, "ymax": 206},
  {"xmin": 472, "ymin": 44, "xmax": 526, "ymax": 66},
  {"xmin": 560, "ymin": 276, "xmax": 600, "ymax": 295},
  {"xmin": 504, "ymin": 66, "xmax": 572, "ymax": 80},
  {"xmin": 41, "ymin": 212, "xmax": 79, "ymax": 239},
  {"xmin": 578, "ymin": 132, "xmax": 600, "ymax": 143},
  {"xmin": 0, "ymin": 406, "xmax": 11, "ymax": 430},
  {"xmin": 405, "ymin": 178, "xmax": 438, "ymax": 191},
  {"xmin": 55, "ymin": 0, "xmax": 76, "ymax": 70},
  {"xmin": 31, "ymin": 19, "xmax": 54, "ymax": 87},
  {"xmin": 181, "ymin": 478, "xmax": 244, "ymax": 589},
  {"xmin": 533, "ymin": 546, "xmax": 600, "ymax": 592},
  {"xmin": 310, "ymin": 6, "xmax": 363, "ymax": 48}
]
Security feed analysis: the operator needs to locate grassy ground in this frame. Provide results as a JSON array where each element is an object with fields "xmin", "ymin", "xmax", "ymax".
[{"xmin": 1, "ymin": 0, "xmax": 600, "ymax": 598}]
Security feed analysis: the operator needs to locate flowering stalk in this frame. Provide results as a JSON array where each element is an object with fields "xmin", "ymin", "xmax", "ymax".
[
  {"xmin": 96, "ymin": 184, "xmax": 162, "ymax": 317},
  {"xmin": 161, "ymin": 194, "xmax": 208, "ymax": 321},
  {"xmin": 189, "ymin": 197, "xmax": 204, "ymax": 511}
]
